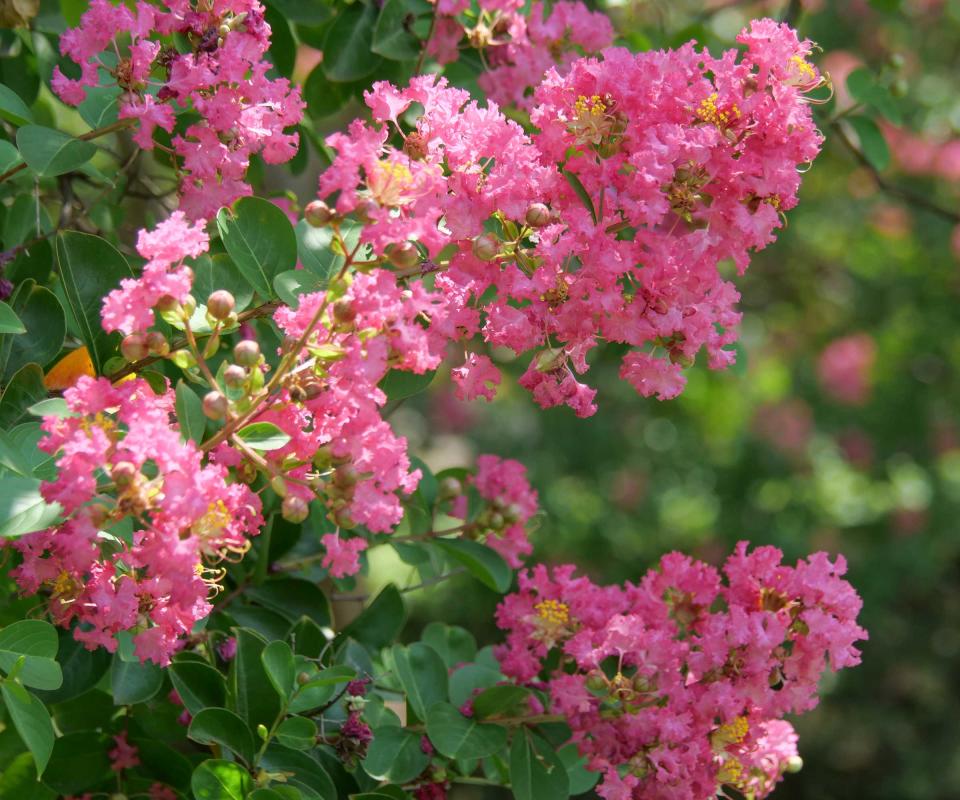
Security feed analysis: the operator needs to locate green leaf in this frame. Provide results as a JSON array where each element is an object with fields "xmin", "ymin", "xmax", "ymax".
[
  {"xmin": 425, "ymin": 702, "xmax": 508, "ymax": 760},
  {"xmin": 381, "ymin": 368, "xmax": 437, "ymax": 403},
  {"xmin": 1, "ymin": 285, "xmax": 65, "ymax": 381},
  {"xmin": 557, "ymin": 743, "xmax": 600, "ymax": 795},
  {"xmin": 230, "ymin": 628, "xmax": 283, "ymax": 730},
  {"xmin": 0, "ymin": 620, "xmax": 62, "ymax": 690},
  {"xmin": 473, "ymin": 685, "xmax": 530, "ymax": 720},
  {"xmin": 259, "ymin": 745, "xmax": 337, "ymax": 799},
  {"xmin": 110, "ymin": 653, "xmax": 163, "ymax": 705},
  {"xmin": 372, "ymin": 0, "xmax": 431, "ymax": 61},
  {"xmin": 0, "ymin": 475, "xmax": 62, "ymax": 540},
  {"xmin": 56, "ymin": 232, "xmax": 134, "ymax": 374},
  {"xmin": 420, "ymin": 622, "xmax": 477, "ymax": 669},
  {"xmin": 263, "ymin": 0, "xmax": 333, "ymax": 24},
  {"xmin": 169, "ymin": 660, "xmax": 227, "ymax": 715},
  {"xmin": 845, "ymin": 67, "xmax": 902, "ymax": 125},
  {"xmin": 77, "ymin": 84, "xmax": 120, "ymax": 130},
  {"xmin": 434, "ymin": 538, "xmax": 512, "ymax": 593},
  {"xmin": 188, "ymin": 708, "xmax": 256, "ymax": 764},
  {"xmin": 0, "ymin": 752, "xmax": 55, "ymax": 800},
  {"xmin": 274, "ymin": 269, "xmax": 330, "ymax": 308},
  {"xmin": 0, "ymin": 140, "xmax": 21, "ymax": 174},
  {"xmin": 0, "ymin": 427, "xmax": 33, "ymax": 476},
  {"xmin": 247, "ymin": 577, "xmax": 332, "ymax": 626},
  {"xmin": 848, "ymin": 115, "xmax": 891, "ymax": 172},
  {"xmin": 193, "ymin": 252, "xmax": 255, "ymax": 311},
  {"xmin": 322, "ymin": 3, "xmax": 384, "ymax": 82},
  {"xmin": 448, "ymin": 663, "xmax": 501, "ymax": 709},
  {"xmin": 249, "ymin": 790, "xmax": 305, "ymax": 800},
  {"xmin": 191, "ymin": 759, "xmax": 252, "ymax": 800},
  {"xmin": 0, "ymin": 83, "xmax": 33, "ymax": 126},
  {"xmin": 510, "ymin": 731, "xmax": 569, "ymax": 800},
  {"xmin": 340, "ymin": 584, "xmax": 406, "ymax": 651},
  {"xmin": 176, "ymin": 380, "xmax": 206, "ymax": 444},
  {"xmin": 16, "ymin": 126, "xmax": 96, "ymax": 177},
  {"xmin": 303, "ymin": 65, "xmax": 354, "ymax": 120},
  {"xmin": 561, "ymin": 169, "xmax": 597, "ymax": 225},
  {"xmin": 0, "ymin": 363, "xmax": 47, "ymax": 428},
  {"xmin": 33, "ymin": 630, "xmax": 110, "ymax": 705},
  {"xmin": 0, "ymin": 301, "xmax": 25, "ymax": 334},
  {"xmin": 275, "ymin": 715, "xmax": 318, "ymax": 750},
  {"xmin": 391, "ymin": 642, "xmax": 449, "ymax": 722},
  {"xmin": 39, "ymin": 730, "xmax": 111, "ymax": 793},
  {"xmin": 216, "ymin": 196, "xmax": 298, "ymax": 299},
  {"xmin": 362, "ymin": 726, "xmax": 430, "ymax": 784},
  {"xmin": 1, "ymin": 682, "xmax": 54, "ymax": 776},
  {"xmin": 264, "ymin": 5, "xmax": 296, "ymax": 78},
  {"xmin": 261, "ymin": 640, "xmax": 297, "ymax": 699},
  {"xmin": 27, "ymin": 397, "xmax": 71, "ymax": 418},
  {"xmin": 236, "ymin": 421, "xmax": 291, "ymax": 451}
]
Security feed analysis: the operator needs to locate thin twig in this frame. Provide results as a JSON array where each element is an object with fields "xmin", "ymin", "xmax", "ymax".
[
  {"xmin": 0, "ymin": 118, "xmax": 136, "ymax": 184},
  {"xmin": 829, "ymin": 120, "xmax": 960, "ymax": 224}
]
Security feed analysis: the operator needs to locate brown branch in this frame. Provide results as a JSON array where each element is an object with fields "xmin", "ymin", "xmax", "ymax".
[
  {"xmin": 830, "ymin": 120, "xmax": 960, "ymax": 225},
  {"xmin": 105, "ymin": 300, "xmax": 281, "ymax": 383}
]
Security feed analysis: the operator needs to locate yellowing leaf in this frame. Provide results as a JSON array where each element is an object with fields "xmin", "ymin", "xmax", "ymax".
[{"xmin": 43, "ymin": 346, "xmax": 95, "ymax": 391}]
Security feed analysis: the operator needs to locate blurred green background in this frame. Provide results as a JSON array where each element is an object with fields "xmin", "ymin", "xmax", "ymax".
[{"xmin": 368, "ymin": 1, "xmax": 960, "ymax": 798}]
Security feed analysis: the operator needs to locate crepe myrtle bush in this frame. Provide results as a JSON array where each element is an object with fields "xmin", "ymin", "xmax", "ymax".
[{"xmin": 0, "ymin": 2, "xmax": 869, "ymax": 799}]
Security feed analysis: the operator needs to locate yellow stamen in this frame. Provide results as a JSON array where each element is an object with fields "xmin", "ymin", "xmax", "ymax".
[{"xmin": 535, "ymin": 598, "xmax": 570, "ymax": 625}]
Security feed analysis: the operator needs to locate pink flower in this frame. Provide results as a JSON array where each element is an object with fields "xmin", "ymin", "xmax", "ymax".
[
  {"xmin": 451, "ymin": 353, "xmax": 501, "ymax": 401},
  {"xmin": 101, "ymin": 212, "xmax": 208, "ymax": 335},
  {"xmin": 817, "ymin": 333, "xmax": 876, "ymax": 406},
  {"xmin": 321, "ymin": 533, "xmax": 368, "ymax": 578},
  {"xmin": 108, "ymin": 731, "xmax": 140, "ymax": 771}
]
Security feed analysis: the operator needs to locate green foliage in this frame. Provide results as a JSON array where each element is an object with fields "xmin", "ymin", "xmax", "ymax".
[{"xmin": 216, "ymin": 197, "xmax": 299, "ymax": 299}]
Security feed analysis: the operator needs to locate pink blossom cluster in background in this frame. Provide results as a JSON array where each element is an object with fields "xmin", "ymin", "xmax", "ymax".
[
  {"xmin": 13, "ymin": 375, "xmax": 263, "ymax": 664},
  {"xmin": 817, "ymin": 333, "xmax": 876, "ymax": 406},
  {"xmin": 320, "ymin": 20, "xmax": 825, "ymax": 417},
  {"xmin": 476, "ymin": 1, "xmax": 615, "ymax": 109},
  {"xmin": 495, "ymin": 544, "xmax": 867, "ymax": 800},
  {"xmin": 52, "ymin": 0, "xmax": 303, "ymax": 219}
]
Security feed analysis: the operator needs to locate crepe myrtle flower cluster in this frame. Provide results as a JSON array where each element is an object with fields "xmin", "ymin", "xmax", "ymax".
[
  {"xmin": 313, "ymin": 19, "xmax": 827, "ymax": 417},
  {"xmin": 495, "ymin": 544, "xmax": 867, "ymax": 800},
  {"xmin": 12, "ymin": 374, "xmax": 263, "ymax": 665},
  {"xmin": 51, "ymin": 0, "xmax": 303, "ymax": 219},
  {"xmin": 17, "ymin": 16, "xmax": 841, "ymax": 686}
]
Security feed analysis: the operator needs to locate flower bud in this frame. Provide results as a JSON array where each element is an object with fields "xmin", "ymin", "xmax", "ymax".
[
  {"xmin": 585, "ymin": 671, "xmax": 608, "ymax": 693},
  {"xmin": 333, "ymin": 464, "xmax": 359, "ymax": 488},
  {"xmin": 472, "ymin": 232, "xmax": 499, "ymax": 262},
  {"xmin": 305, "ymin": 199, "xmax": 333, "ymax": 227},
  {"xmin": 333, "ymin": 300, "xmax": 356, "ymax": 325},
  {"xmin": 155, "ymin": 294, "xmax": 180, "ymax": 313},
  {"xmin": 303, "ymin": 381, "xmax": 323, "ymax": 400},
  {"xmin": 403, "ymin": 131, "xmax": 429, "ymax": 160},
  {"xmin": 282, "ymin": 494, "xmax": 310, "ymax": 524},
  {"xmin": 297, "ymin": 671, "xmax": 312, "ymax": 685},
  {"xmin": 181, "ymin": 294, "xmax": 197, "ymax": 318},
  {"xmin": 438, "ymin": 476, "xmax": 462, "ymax": 500},
  {"xmin": 218, "ymin": 23, "xmax": 231, "ymax": 37},
  {"xmin": 202, "ymin": 391, "xmax": 228, "ymax": 420},
  {"xmin": 388, "ymin": 241, "xmax": 420, "ymax": 270},
  {"xmin": 525, "ymin": 202, "xmax": 551, "ymax": 228},
  {"xmin": 206, "ymin": 290, "xmax": 236, "ymax": 320},
  {"xmin": 785, "ymin": 756, "xmax": 803, "ymax": 773},
  {"xmin": 145, "ymin": 331, "xmax": 170, "ymax": 357},
  {"xmin": 355, "ymin": 198, "xmax": 379, "ymax": 225},
  {"xmin": 224, "ymin": 364, "xmax": 248, "ymax": 388},
  {"xmin": 237, "ymin": 461, "xmax": 258, "ymax": 484},
  {"xmin": 121, "ymin": 333, "xmax": 149, "ymax": 362},
  {"xmin": 111, "ymin": 461, "xmax": 138, "ymax": 488},
  {"xmin": 233, "ymin": 339, "xmax": 261, "ymax": 367},
  {"xmin": 270, "ymin": 476, "xmax": 287, "ymax": 497}
]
